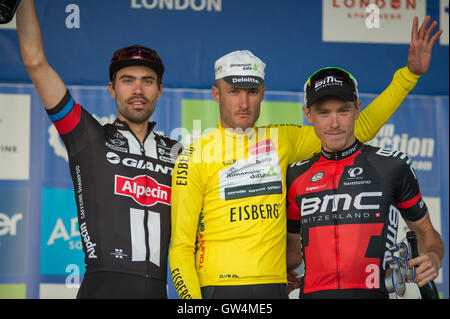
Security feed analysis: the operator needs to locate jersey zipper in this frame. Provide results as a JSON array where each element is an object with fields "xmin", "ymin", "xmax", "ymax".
[
  {"xmin": 129, "ymin": 128, "xmax": 153, "ymax": 279},
  {"xmin": 140, "ymin": 139, "xmax": 152, "ymax": 279},
  {"xmin": 332, "ymin": 163, "xmax": 341, "ymax": 290},
  {"xmin": 334, "ymin": 224, "xmax": 341, "ymax": 289}
]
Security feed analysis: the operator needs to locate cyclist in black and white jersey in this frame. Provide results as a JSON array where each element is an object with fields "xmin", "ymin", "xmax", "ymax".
[{"xmin": 16, "ymin": 0, "xmax": 181, "ymax": 298}]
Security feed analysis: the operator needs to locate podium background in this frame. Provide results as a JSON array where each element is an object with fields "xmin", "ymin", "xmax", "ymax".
[{"xmin": 0, "ymin": 0, "xmax": 448, "ymax": 299}]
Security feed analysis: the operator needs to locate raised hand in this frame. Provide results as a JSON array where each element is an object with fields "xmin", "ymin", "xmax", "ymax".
[{"xmin": 407, "ymin": 15, "xmax": 443, "ymax": 76}]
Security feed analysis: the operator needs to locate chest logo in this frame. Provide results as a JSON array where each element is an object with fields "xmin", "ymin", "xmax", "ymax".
[
  {"xmin": 348, "ymin": 167, "xmax": 363, "ymax": 178},
  {"xmin": 311, "ymin": 172, "xmax": 324, "ymax": 183},
  {"xmin": 115, "ymin": 175, "xmax": 171, "ymax": 206}
]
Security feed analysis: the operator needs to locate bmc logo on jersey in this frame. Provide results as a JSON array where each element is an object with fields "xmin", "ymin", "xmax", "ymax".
[
  {"xmin": 115, "ymin": 175, "xmax": 171, "ymax": 207},
  {"xmin": 301, "ymin": 192, "xmax": 382, "ymax": 216}
]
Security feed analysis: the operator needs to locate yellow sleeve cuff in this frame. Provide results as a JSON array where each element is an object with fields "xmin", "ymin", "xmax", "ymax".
[{"xmin": 395, "ymin": 66, "xmax": 421, "ymax": 92}]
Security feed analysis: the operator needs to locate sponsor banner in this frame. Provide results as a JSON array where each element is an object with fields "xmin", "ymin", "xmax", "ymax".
[
  {"xmin": 0, "ymin": 284, "xmax": 26, "ymax": 299},
  {"xmin": 256, "ymin": 100, "xmax": 304, "ymax": 127},
  {"xmin": 40, "ymin": 188, "xmax": 85, "ymax": 276},
  {"xmin": 0, "ymin": 93, "xmax": 31, "ymax": 180},
  {"xmin": 130, "ymin": 0, "xmax": 223, "ymax": 12},
  {"xmin": 365, "ymin": 96, "xmax": 441, "ymax": 192},
  {"xmin": 322, "ymin": 0, "xmax": 426, "ymax": 43},
  {"xmin": 0, "ymin": 189, "xmax": 27, "ymax": 275},
  {"xmin": 440, "ymin": 0, "xmax": 449, "ymax": 45},
  {"xmin": 39, "ymin": 283, "xmax": 79, "ymax": 299},
  {"xmin": 0, "ymin": 1, "xmax": 447, "ymax": 95}
]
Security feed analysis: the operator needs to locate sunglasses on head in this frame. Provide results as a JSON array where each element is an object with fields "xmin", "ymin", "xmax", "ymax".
[{"xmin": 110, "ymin": 46, "xmax": 161, "ymax": 65}]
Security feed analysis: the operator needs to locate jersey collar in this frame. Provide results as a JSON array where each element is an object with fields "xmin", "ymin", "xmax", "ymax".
[
  {"xmin": 217, "ymin": 121, "xmax": 257, "ymax": 140},
  {"xmin": 321, "ymin": 139, "xmax": 362, "ymax": 161},
  {"xmin": 113, "ymin": 118, "xmax": 157, "ymax": 133}
]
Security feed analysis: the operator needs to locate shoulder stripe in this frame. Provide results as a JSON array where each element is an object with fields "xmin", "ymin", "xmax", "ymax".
[
  {"xmin": 397, "ymin": 192, "xmax": 422, "ymax": 209},
  {"xmin": 48, "ymin": 96, "xmax": 75, "ymax": 122},
  {"xmin": 53, "ymin": 101, "xmax": 81, "ymax": 135}
]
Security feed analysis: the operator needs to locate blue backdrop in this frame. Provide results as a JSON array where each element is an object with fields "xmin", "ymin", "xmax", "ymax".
[
  {"xmin": 0, "ymin": 0, "xmax": 448, "ymax": 299},
  {"xmin": 0, "ymin": 0, "xmax": 448, "ymax": 94}
]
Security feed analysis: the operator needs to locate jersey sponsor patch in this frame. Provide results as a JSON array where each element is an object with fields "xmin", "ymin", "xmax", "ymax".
[
  {"xmin": 218, "ymin": 151, "xmax": 283, "ymax": 200},
  {"xmin": 248, "ymin": 138, "xmax": 275, "ymax": 155},
  {"xmin": 114, "ymin": 174, "xmax": 171, "ymax": 206}
]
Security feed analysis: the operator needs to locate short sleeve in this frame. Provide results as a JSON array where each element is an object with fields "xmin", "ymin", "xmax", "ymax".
[{"xmin": 395, "ymin": 156, "xmax": 428, "ymax": 222}]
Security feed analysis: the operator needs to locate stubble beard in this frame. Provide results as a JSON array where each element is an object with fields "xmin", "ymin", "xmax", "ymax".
[{"xmin": 117, "ymin": 95, "xmax": 157, "ymax": 124}]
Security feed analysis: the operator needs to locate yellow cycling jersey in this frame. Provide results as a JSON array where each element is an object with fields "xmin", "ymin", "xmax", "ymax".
[{"xmin": 169, "ymin": 67, "xmax": 420, "ymax": 299}]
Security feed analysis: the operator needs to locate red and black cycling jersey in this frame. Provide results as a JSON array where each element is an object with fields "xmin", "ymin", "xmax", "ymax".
[
  {"xmin": 286, "ymin": 139, "xmax": 427, "ymax": 298},
  {"xmin": 46, "ymin": 90, "xmax": 181, "ymax": 281}
]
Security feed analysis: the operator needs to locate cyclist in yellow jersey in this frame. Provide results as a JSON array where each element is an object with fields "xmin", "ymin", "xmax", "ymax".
[{"xmin": 169, "ymin": 16, "xmax": 440, "ymax": 299}]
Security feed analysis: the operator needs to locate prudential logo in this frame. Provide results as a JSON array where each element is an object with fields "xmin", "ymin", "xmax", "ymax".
[{"xmin": 0, "ymin": 189, "xmax": 28, "ymax": 275}]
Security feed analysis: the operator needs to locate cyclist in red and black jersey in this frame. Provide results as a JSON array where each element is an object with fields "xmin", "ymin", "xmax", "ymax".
[{"xmin": 286, "ymin": 65, "xmax": 444, "ymax": 299}]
